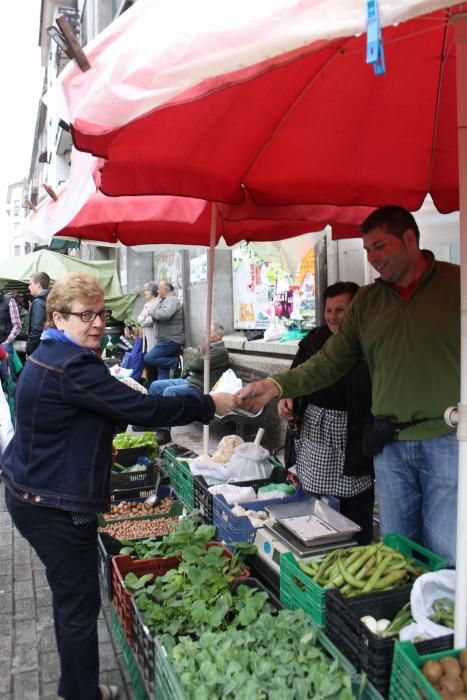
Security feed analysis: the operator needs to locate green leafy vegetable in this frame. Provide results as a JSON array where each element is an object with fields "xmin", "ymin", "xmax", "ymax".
[{"xmin": 113, "ymin": 432, "xmax": 159, "ymax": 460}]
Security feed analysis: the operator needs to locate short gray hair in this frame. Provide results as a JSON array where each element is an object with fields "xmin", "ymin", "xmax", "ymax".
[
  {"xmin": 144, "ymin": 281, "xmax": 158, "ymax": 296},
  {"xmin": 211, "ymin": 322, "xmax": 224, "ymax": 337}
]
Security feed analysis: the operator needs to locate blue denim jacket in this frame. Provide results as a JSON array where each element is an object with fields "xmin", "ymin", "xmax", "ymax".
[{"xmin": 1, "ymin": 337, "xmax": 215, "ymax": 512}]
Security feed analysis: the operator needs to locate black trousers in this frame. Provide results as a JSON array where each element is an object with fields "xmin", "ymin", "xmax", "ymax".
[
  {"xmin": 5, "ymin": 490, "xmax": 101, "ymax": 700},
  {"xmin": 339, "ymin": 485, "xmax": 375, "ymax": 545}
]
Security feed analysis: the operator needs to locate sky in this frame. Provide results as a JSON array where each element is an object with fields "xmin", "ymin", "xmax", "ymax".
[{"xmin": 0, "ymin": 1, "xmax": 43, "ymax": 213}]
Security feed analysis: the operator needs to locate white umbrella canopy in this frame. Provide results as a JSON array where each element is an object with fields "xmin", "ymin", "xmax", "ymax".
[{"xmin": 44, "ymin": 0, "xmax": 467, "ymax": 644}]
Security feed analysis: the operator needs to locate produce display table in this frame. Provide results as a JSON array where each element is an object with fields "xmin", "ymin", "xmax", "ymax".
[{"xmin": 101, "ymin": 437, "xmax": 459, "ymax": 700}]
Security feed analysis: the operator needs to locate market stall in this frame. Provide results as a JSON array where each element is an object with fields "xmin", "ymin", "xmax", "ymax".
[{"xmin": 100, "ymin": 425, "xmax": 459, "ymax": 700}]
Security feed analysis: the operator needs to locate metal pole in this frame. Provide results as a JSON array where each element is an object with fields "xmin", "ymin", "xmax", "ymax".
[
  {"xmin": 203, "ymin": 203, "xmax": 217, "ymax": 455},
  {"xmin": 453, "ymin": 12, "xmax": 467, "ymax": 649}
]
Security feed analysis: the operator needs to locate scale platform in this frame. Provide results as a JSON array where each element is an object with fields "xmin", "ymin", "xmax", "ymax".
[
  {"xmin": 266, "ymin": 497, "xmax": 361, "ymax": 547},
  {"xmin": 255, "ymin": 496, "xmax": 360, "ymax": 574}
]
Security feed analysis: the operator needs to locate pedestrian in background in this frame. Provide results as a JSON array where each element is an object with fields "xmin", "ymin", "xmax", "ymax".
[
  {"xmin": 0, "ymin": 289, "xmax": 21, "ymax": 355},
  {"xmin": 137, "ymin": 281, "xmax": 159, "ymax": 352},
  {"xmin": 26, "ymin": 271, "xmax": 50, "ymax": 356},
  {"xmin": 144, "ymin": 281, "xmax": 184, "ymax": 382}
]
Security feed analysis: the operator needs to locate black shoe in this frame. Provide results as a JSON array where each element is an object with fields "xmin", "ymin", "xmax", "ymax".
[
  {"xmin": 155, "ymin": 429, "xmax": 171, "ymax": 445},
  {"xmin": 131, "ymin": 425, "xmax": 155, "ymax": 432}
]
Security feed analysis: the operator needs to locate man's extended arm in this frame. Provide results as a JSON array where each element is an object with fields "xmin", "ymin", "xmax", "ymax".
[{"xmin": 237, "ymin": 309, "xmax": 363, "ymax": 412}]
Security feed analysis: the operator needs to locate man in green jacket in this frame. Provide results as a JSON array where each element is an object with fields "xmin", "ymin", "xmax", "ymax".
[
  {"xmin": 237, "ymin": 205, "xmax": 460, "ymax": 564},
  {"xmin": 148, "ymin": 322, "xmax": 230, "ymax": 444}
]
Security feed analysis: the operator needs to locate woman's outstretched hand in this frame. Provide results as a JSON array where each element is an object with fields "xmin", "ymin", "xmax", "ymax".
[{"xmin": 211, "ymin": 391, "xmax": 237, "ymax": 416}]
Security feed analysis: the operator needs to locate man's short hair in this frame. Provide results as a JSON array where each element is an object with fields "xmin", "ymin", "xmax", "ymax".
[
  {"xmin": 162, "ymin": 282, "xmax": 174, "ymax": 293},
  {"xmin": 31, "ymin": 272, "xmax": 51, "ymax": 290},
  {"xmin": 211, "ymin": 322, "xmax": 224, "ymax": 337},
  {"xmin": 361, "ymin": 205, "xmax": 420, "ymax": 244}
]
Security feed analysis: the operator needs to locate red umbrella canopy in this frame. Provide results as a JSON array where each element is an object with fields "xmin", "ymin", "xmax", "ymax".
[
  {"xmin": 70, "ymin": 5, "xmax": 461, "ymax": 215},
  {"xmin": 55, "ymin": 190, "xmax": 373, "ymax": 245}
]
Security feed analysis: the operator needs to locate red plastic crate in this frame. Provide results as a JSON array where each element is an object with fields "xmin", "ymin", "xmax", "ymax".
[
  {"xmin": 112, "ymin": 554, "xmax": 180, "ymax": 641},
  {"xmin": 112, "ymin": 542, "xmax": 250, "ymax": 642}
]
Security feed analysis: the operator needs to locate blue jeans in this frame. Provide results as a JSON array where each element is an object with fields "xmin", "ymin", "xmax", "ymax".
[
  {"xmin": 149, "ymin": 378, "xmax": 201, "ymax": 430},
  {"xmin": 5, "ymin": 489, "xmax": 101, "ymax": 700},
  {"xmin": 374, "ymin": 433, "xmax": 458, "ymax": 565},
  {"xmin": 144, "ymin": 340, "xmax": 182, "ymax": 380}
]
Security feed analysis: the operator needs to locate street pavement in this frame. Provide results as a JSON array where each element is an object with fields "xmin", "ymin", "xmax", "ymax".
[{"xmin": 0, "ymin": 421, "xmax": 223, "ymax": 700}]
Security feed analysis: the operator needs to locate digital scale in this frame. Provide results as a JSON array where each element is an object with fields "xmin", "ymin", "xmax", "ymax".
[{"xmin": 254, "ymin": 497, "xmax": 360, "ymax": 575}]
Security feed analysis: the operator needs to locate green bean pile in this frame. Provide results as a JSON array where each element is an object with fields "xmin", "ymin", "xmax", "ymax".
[{"xmin": 298, "ymin": 542, "xmax": 425, "ymax": 597}]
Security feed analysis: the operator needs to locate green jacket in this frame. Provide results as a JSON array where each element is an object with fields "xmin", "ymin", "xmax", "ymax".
[
  {"xmin": 187, "ymin": 343, "xmax": 230, "ymax": 393},
  {"xmin": 270, "ymin": 253, "xmax": 460, "ymax": 440}
]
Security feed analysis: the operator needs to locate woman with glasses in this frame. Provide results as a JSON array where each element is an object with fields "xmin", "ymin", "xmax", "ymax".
[{"xmin": 1, "ymin": 272, "xmax": 235, "ymax": 700}]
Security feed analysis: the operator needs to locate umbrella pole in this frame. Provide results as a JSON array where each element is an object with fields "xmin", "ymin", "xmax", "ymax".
[
  {"xmin": 203, "ymin": 203, "xmax": 217, "ymax": 455},
  {"xmin": 453, "ymin": 13, "xmax": 467, "ymax": 649}
]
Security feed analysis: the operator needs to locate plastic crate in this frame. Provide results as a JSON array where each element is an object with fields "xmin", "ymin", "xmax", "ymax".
[
  {"xmin": 109, "ymin": 604, "xmax": 150, "ymax": 700},
  {"xmin": 98, "ymin": 532, "xmax": 165, "ymax": 601},
  {"xmin": 389, "ymin": 641, "xmax": 461, "ymax": 700},
  {"xmin": 194, "ymin": 463, "xmax": 289, "ymax": 526},
  {"xmin": 162, "ymin": 445, "xmax": 197, "ymax": 508},
  {"xmin": 110, "ymin": 461, "xmax": 160, "ymax": 492},
  {"xmin": 129, "ymin": 552, "xmax": 251, "ymax": 695},
  {"xmin": 153, "ymin": 608, "xmax": 383, "ymax": 700},
  {"xmin": 113, "ymin": 542, "xmax": 250, "ymax": 642},
  {"xmin": 280, "ymin": 533, "xmax": 449, "ymax": 630},
  {"xmin": 115, "ymin": 445, "xmax": 154, "ymax": 468},
  {"xmin": 112, "ymin": 554, "xmax": 180, "ymax": 641},
  {"xmin": 98, "ymin": 486, "xmax": 182, "ymax": 526},
  {"xmin": 131, "ymin": 599, "xmax": 157, "ymax": 696},
  {"xmin": 325, "ymin": 587, "xmax": 454, "ymax": 698},
  {"xmin": 214, "ymin": 488, "xmax": 307, "ymax": 544}
]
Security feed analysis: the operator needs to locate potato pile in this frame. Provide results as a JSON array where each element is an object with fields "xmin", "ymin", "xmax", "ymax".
[
  {"xmin": 103, "ymin": 497, "xmax": 174, "ymax": 520},
  {"xmin": 422, "ymin": 650, "xmax": 467, "ymax": 698},
  {"xmin": 98, "ymin": 516, "xmax": 179, "ymax": 540}
]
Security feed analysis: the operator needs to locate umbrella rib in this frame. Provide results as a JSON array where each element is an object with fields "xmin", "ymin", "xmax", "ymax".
[
  {"xmin": 240, "ymin": 12, "xmax": 455, "ymax": 191},
  {"xmin": 240, "ymin": 37, "xmax": 354, "ymax": 185},
  {"xmin": 427, "ymin": 14, "xmax": 452, "ymax": 194}
]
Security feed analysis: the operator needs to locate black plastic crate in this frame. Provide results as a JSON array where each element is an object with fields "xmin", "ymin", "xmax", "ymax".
[
  {"xmin": 115, "ymin": 445, "xmax": 154, "ymax": 468},
  {"xmin": 98, "ymin": 532, "xmax": 125, "ymax": 600},
  {"xmin": 325, "ymin": 587, "xmax": 453, "ymax": 698},
  {"xmin": 193, "ymin": 476, "xmax": 215, "ymax": 524},
  {"xmin": 131, "ymin": 597, "xmax": 157, "ymax": 696},
  {"xmin": 110, "ymin": 461, "xmax": 160, "ymax": 492}
]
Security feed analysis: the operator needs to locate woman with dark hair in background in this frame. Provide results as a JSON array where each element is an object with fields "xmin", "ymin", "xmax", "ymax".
[{"xmin": 279, "ymin": 282, "xmax": 375, "ymax": 544}]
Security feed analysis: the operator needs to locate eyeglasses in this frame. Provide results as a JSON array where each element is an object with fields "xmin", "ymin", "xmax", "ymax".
[{"xmin": 60, "ymin": 309, "xmax": 113, "ymax": 322}]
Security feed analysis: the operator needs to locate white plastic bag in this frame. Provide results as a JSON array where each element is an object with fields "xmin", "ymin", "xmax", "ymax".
[
  {"xmin": 227, "ymin": 443, "xmax": 272, "ymax": 482},
  {"xmin": 208, "ymin": 483, "xmax": 256, "ymax": 503},
  {"xmin": 188, "ymin": 455, "xmax": 230, "ymax": 484},
  {"xmin": 264, "ymin": 323, "xmax": 286, "ymax": 342},
  {"xmin": 400, "ymin": 569, "xmax": 455, "ymax": 642},
  {"xmin": 210, "ymin": 369, "xmax": 242, "ymax": 394},
  {"xmin": 0, "ymin": 384, "xmax": 14, "ymax": 458}
]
